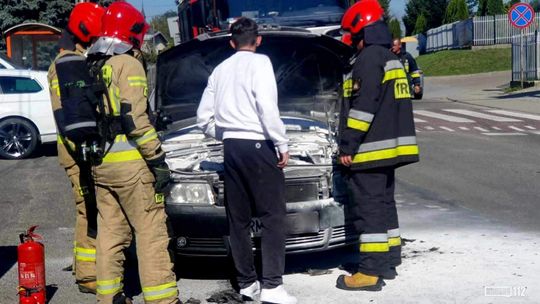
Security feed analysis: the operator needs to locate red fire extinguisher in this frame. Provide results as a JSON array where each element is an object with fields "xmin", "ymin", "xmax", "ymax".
[{"xmin": 17, "ymin": 225, "xmax": 46, "ymax": 304}]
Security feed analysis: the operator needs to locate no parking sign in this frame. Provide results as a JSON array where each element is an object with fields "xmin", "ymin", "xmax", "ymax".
[{"xmin": 508, "ymin": 2, "xmax": 535, "ymax": 29}]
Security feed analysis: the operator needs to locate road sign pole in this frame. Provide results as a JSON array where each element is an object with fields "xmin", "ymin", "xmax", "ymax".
[{"xmin": 521, "ymin": 29, "xmax": 525, "ymax": 88}]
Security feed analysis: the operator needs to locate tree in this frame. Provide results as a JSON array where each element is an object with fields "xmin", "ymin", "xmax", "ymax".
[
  {"xmin": 414, "ymin": 13, "xmax": 428, "ymax": 34},
  {"xmin": 388, "ymin": 18, "xmax": 402, "ymax": 38},
  {"xmin": 531, "ymin": 0, "xmax": 540, "ymax": 11},
  {"xmin": 467, "ymin": 0, "xmax": 478, "ymax": 14},
  {"xmin": 379, "ymin": 0, "xmax": 391, "ymax": 20},
  {"xmin": 486, "ymin": 0, "xmax": 505, "ymax": 15},
  {"xmin": 403, "ymin": 0, "xmax": 448, "ymax": 36},
  {"xmin": 445, "ymin": 0, "xmax": 470, "ymax": 23},
  {"xmin": 149, "ymin": 10, "xmax": 177, "ymax": 41}
]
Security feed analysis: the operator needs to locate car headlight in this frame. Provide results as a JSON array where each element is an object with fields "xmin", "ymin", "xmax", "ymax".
[{"xmin": 167, "ymin": 183, "xmax": 215, "ymax": 205}]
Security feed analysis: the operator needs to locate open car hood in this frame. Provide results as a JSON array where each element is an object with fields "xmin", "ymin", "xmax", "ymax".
[{"xmin": 155, "ymin": 29, "xmax": 353, "ymax": 129}]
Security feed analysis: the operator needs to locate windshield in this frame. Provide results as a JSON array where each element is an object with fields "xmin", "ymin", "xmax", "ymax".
[{"xmin": 217, "ymin": 0, "xmax": 347, "ymax": 27}]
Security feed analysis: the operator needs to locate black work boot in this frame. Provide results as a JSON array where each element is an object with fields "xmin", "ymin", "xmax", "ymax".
[
  {"xmin": 380, "ymin": 267, "xmax": 398, "ymax": 280},
  {"xmin": 112, "ymin": 293, "xmax": 133, "ymax": 304}
]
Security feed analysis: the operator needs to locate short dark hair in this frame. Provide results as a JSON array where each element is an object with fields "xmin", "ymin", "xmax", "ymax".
[{"xmin": 230, "ymin": 17, "xmax": 258, "ymax": 48}]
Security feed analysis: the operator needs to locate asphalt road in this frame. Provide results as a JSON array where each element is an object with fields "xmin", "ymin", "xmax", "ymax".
[{"xmin": 0, "ymin": 96, "xmax": 539, "ymax": 303}]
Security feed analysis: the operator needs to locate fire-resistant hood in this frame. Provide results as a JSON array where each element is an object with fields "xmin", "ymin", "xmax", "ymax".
[{"xmin": 155, "ymin": 28, "xmax": 353, "ymax": 130}]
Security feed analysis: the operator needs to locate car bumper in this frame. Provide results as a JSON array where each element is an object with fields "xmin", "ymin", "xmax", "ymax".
[{"xmin": 165, "ymin": 198, "xmax": 359, "ymax": 257}]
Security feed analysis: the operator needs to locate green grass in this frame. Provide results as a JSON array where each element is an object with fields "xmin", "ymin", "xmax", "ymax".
[{"xmin": 416, "ymin": 48, "xmax": 511, "ymax": 77}]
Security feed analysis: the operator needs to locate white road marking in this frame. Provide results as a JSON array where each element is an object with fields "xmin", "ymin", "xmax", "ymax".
[
  {"xmin": 425, "ymin": 126, "xmax": 435, "ymax": 130},
  {"xmin": 414, "ymin": 110, "xmax": 476, "ymax": 123},
  {"xmin": 531, "ymin": 131, "xmax": 540, "ymax": 135},
  {"xmin": 474, "ymin": 127, "xmax": 489, "ymax": 132},
  {"xmin": 525, "ymin": 126, "xmax": 536, "ymax": 130},
  {"xmin": 443, "ymin": 109, "xmax": 522, "ymax": 122},
  {"xmin": 459, "ymin": 127, "xmax": 470, "ymax": 130},
  {"xmin": 509, "ymin": 126, "xmax": 525, "ymax": 132},
  {"xmin": 483, "ymin": 132, "xmax": 527, "ymax": 136},
  {"xmin": 416, "ymin": 129, "xmax": 422, "ymax": 132},
  {"xmin": 414, "ymin": 118, "xmax": 427, "ymax": 123},
  {"xmin": 487, "ymin": 110, "xmax": 540, "ymax": 121},
  {"xmin": 492, "ymin": 126, "xmax": 502, "ymax": 130},
  {"xmin": 439, "ymin": 126, "xmax": 455, "ymax": 132}
]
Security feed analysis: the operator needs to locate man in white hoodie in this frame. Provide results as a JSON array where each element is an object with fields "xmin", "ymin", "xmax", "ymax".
[{"xmin": 197, "ymin": 17, "xmax": 296, "ymax": 304}]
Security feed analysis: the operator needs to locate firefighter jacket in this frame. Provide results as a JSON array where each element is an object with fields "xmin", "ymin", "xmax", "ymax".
[
  {"xmin": 397, "ymin": 51, "xmax": 421, "ymax": 86},
  {"xmin": 48, "ymin": 47, "xmax": 84, "ymax": 169},
  {"xmin": 339, "ymin": 44, "xmax": 419, "ymax": 171},
  {"xmin": 93, "ymin": 54, "xmax": 163, "ymax": 185}
]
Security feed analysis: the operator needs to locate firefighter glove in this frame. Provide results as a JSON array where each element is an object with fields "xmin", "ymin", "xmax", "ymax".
[{"xmin": 146, "ymin": 154, "xmax": 171, "ymax": 193}]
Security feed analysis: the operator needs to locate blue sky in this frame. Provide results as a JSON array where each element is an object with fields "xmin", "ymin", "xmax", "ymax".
[{"xmin": 128, "ymin": 0, "xmax": 408, "ymax": 20}]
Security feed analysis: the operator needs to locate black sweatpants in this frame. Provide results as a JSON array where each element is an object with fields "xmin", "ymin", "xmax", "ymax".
[
  {"xmin": 345, "ymin": 167, "xmax": 401, "ymax": 276},
  {"xmin": 223, "ymin": 139, "xmax": 286, "ymax": 289}
]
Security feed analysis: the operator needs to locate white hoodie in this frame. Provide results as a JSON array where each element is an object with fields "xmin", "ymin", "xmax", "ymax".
[{"xmin": 196, "ymin": 51, "xmax": 289, "ymax": 153}]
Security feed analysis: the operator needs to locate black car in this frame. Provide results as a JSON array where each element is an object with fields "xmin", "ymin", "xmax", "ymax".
[{"xmin": 155, "ymin": 27, "xmax": 357, "ymax": 256}]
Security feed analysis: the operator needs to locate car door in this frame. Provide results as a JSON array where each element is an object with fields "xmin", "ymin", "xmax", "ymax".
[{"xmin": 0, "ymin": 72, "xmax": 56, "ymax": 142}]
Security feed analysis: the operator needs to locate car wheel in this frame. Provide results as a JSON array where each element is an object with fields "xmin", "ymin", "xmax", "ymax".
[{"xmin": 0, "ymin": 118, "xmax": 39, "ymax": 159}]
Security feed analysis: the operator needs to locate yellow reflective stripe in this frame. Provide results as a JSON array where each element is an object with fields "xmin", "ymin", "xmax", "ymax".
[
  {"xmin": 142, "ymin": 282, "xmax": 177, "ymax": 301},
  {"xmin": 50, "ymin": 79, "xmax": 60, "ymax": 96},
  {"xmin": 97, "ymin": 277, "xmax": 123, "ymax": 295},
  {"xmin": 343, "ymin": 78, "xmax": 353, "ymax": 98},
  {"xmin": 411, "ymin": 72, "xmax": 421, "ymax": 78},
  {"xmin": 75, "ymin": 246, "xmax": 96, "ymax": 262},
  {"xmin": 360, "ymin": 242, "xmax": 389, "ymax": 253},
  {"xmin": 135, "ymin": 129, "xmax": 158, "ymax": 146},
  {"xmin": 128, "ymin": 76, "xmax": 147, "ymax": 87},
  {"xmin": 102, "ymin": 150, "xmax": 143, "ymax": 163},
  {"xmin": 382, "ymin": 69, "xmax": 407, "ymax": 83},
  {"xmin": 353, "ymin": 145, "xmax": 419, "ymax": 164},
  {"xmin": 57, "ymin": 134, "xmax": 76, "ymax": 151},
  {"xmin": 388, "ymin": 237, "xmax": 402, "ymax": 247},
  {"xmin": 347, "ymin": 118, "xmax": 370, "ymax": 132}
]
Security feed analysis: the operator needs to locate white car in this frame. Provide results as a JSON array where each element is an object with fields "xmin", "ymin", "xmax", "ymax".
[{"xmin": 0, "ymin": 69, "xmax": 56, "ymax": 159}]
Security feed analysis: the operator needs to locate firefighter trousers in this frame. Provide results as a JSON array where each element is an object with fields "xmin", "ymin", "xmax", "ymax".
[
  {"xmin": 345, "ymin": 167, "xmax": 401, "ymax": 276},
  {"xmin": 66, "ymin": 164, "xmax": 97, "ymax": 283},
  {"xmin": 94, "ymin": 167, "xmax": 177, "ymax": 303}
]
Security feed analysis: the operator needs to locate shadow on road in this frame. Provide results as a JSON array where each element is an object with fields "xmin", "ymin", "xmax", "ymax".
[
  {"xmin": 46, "ymin": 284, "xmax": 58, "ymax": 302},
  {"xmin": 32, "ymin": 143, "xmax": 58, "ymax": 158},
  {"xmin": 0, "ymin": 246, "xmax": 17, "ymax": 279},
  {"xmin": 495, "ymin": 90, "xmax": 540, "ymax": 99}
]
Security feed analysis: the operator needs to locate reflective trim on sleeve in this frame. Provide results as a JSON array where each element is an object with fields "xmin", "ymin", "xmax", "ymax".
[
  {"xmin": 347, "ymin": 118, "xmax": 370, "ymax": 132},
  {"xmin": 411, "ymin": 71, "xmax": 422, "ymax": 78},
  {"xmin": 388, "ymin": 237, "xmax": 402, "ymax": 247},
  {"xmin": 108, "ymin": 87, "xmax": 121, "ymax": 116},
  {"xmin": 135, "ymin": 129, "xmax": 158, "ymax": 146},
  {"xmin": 97, "ymin": 277, "xmax": 123, "ymax": 295},
  {"xmin": 349, "ymin": 109, "xmax": 374, "ymax": 123},
  {"xmin": 359, "ymin": 233, "xmax": 388, "ymax": 243},
  {"xmin": 128, "ymin": 76, "xmax": 147, "ymax": 87},
  {"xmin": 358, "ymin": 137, "xmax": 417, "ymax": 154},
  {"xmin": 353, "ymin": 145, "xmax": 419, "ymax": 164},
  {"xmin": 56, "ymin": 55, "xmax": 85, "ymax": 64},
  {"xmin": 343, "ymin": 78, "xmax": 353, "ymax": 98},
  {"xmin": 142, "ymin": 281, "xmax": 178, "ymax": 302},
  {"xmin": 360, "ymin": 242, "xmax": 389, "ymax": 253}
]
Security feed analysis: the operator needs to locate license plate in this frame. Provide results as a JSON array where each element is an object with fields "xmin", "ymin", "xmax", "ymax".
[{"xmin": 250, "ymin": 218, "xmax": 262, "ymax": 237}]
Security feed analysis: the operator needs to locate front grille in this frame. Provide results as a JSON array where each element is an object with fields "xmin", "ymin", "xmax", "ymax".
[
  {"xmin": 329, "ymin": 225, "xmax": 359, "ymax": 245},
  {"xmin": 285, "ymin": 232, "xmax": 326, "ymax": 247},
  {"xmin": 285, "ymin": 181, "xmax": 319, "ymax": 202},
  {"xmin": 187, "ymin": 237, "xmax": 226, "ymax": 248}
]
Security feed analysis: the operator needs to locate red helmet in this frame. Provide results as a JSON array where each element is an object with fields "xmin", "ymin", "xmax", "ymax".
[
  {"xmin": 341, "ymin": 33, "xmax": 353, "ymax": 46},
  {"xmin": 101, "ymin": 1, "xmax": 150, "ymax": 49},
  {"xmin": 341, "ymin": 0, "xmax": 384, "ymax": 35},
  {"xmin": 67, "ymin": 2, "xmax": 105, "ymax": 43}
]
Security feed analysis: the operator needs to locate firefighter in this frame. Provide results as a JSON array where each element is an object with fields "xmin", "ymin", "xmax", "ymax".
[
  {"xmin": 47, "ymin": 2, "xmax": 104, "ymax": 294},
  {"xmin": 86, "ymin": 2, "xmax": 179, "ymax": 303},
  {"xmin": 336, "ymin": 0, "xmax": 419, "ymax": 291},
  {"xmin": 391, "ymin": 38, "xmax": 422, "ymax": 97}
]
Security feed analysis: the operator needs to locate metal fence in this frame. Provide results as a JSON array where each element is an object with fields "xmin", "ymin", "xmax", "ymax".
[
  {"xmin": 473, "ymin": 14, "xmax": 540, "ymax": 46},
  {"xmin": 512, "ymin": 32, "xmax": 539, "ymax": 82},
  {"xmin": 426, "ymin": 19, "xmax": 473, "ymax": 53}
]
